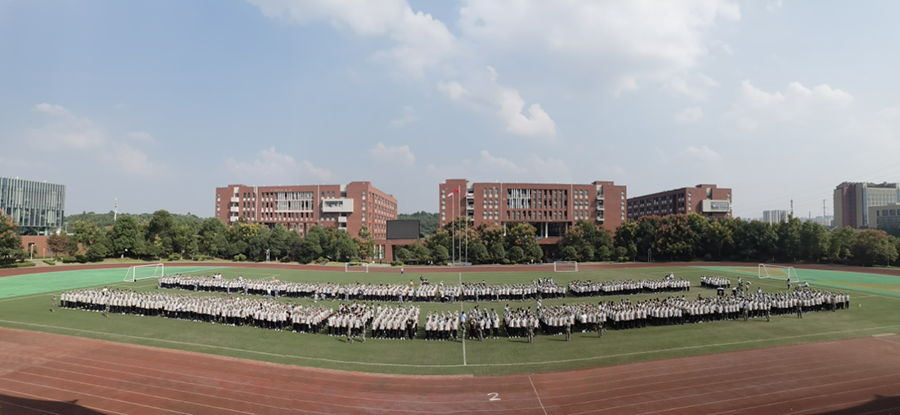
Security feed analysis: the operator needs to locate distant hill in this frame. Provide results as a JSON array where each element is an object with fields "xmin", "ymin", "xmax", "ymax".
[
  {"xmin": 397, "ymin": 211, "xmax": 439, "ymax": 237},
  {"xmin": 65, "ymin": 211, "xmax": 205, "ymax": 230}
]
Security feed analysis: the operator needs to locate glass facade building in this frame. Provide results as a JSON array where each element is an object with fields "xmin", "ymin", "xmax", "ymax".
[{"xmin": 0, "ymin": 177, "xmax": 66, "ymax": 235}]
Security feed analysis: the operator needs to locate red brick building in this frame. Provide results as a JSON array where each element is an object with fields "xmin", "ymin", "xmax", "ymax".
[
  {"xmin": 215, "ymin": 182, "xmax": 397, "ymax": 259},
  {"xmin": 627, "ymin": 184, "xmax": 732, "ymax": 221},
  {"xmin": 439, "ymin": 180, "xmax": 627, "ymax": 244}
]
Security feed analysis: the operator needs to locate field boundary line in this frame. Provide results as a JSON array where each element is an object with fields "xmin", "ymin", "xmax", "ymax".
[
  {"xmin": 528, "ymin": 376, "xmax": 548, "ymax": 415},
  {"xmin": 1, "ymin": 319, "xmax": 898, "ymax": 369}
]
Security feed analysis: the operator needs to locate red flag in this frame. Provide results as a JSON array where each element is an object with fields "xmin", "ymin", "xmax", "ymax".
[{"xmin": 446, "ymin": 188, "xmax": 459, "ymax": 198}]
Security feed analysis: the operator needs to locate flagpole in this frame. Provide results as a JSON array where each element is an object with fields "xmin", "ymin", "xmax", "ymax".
[{"xmin": 451, "ymin": 188, "xmax": 455, "ymax": 265}]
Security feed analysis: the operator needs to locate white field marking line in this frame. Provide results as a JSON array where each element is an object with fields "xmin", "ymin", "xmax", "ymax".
[
  {"xmin": 0, "ymin": 378, "xmax": 192, "ymax": 415},
  {"xmin": 872, "ymin": 332, "xmax": 897, "ymax": 337},
  {"xmin": 21, "ymin": 365, "xmax": 505, "ymax": 415},
  {"xmin": 460, "ymin": 272, "xmax": 466, "ymax": 366},
  {"xmin": 553, "ymin": 360, "xmax": 875, "ymax": 409},
  {"xmin": 776, "ymin": 395, "xmax": 900, "ymax": 415},
  {"xmin": 546, "ymin": 357, "xmax": 866, "ymax": 401},
  {"xmin": 536, "ymin": 340, "xmax": 856, "ymax": 388},
  {"xmin": 2, "ymin": 319, "xmax": 899, "ymax": 369},
  {"xmin": 705, "ymin": 383, "xmax": 900, "ymax": 415},
  {"xmin": 12, "ymin": 371, "xmax": 257, "ymax": 415},
  {"xmin": 693, "ymin": 266, "xmax": 900, "ymax": 300},
  {"xmin": 23, "ymin": 365, "xmax": 309, "ymax": 414},
  {"xmin": 50, "ymin": 358, "xmax": 512, "ymax": 406},
  {"xmin": 528, "ymin": 376, "xmax": 548, "ymax": 415},
  {"xmin": 0, "ymin": 280, "xmax": 160, "ymax": 303},
  {"xmin": 629, "ymin": 374, "xmax": 900, "ymax": 415},
  {"xmin": 0, "ymin": 386, "xmax": 131, "ymax": 415}
]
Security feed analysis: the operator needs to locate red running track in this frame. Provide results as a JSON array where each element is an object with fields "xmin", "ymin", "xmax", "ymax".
[{"xmin": 0, "ymin": 328, "xmax": 898, "ymax": 415}]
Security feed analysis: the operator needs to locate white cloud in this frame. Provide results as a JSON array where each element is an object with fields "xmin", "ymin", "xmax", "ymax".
[
  {"xmin": 766, "ymin": 0, "xmax": 783, "ymax": 12},
  {"xmin": 34, "ymin": 103, "xmax": 71, "ymax": 117},
  {"xmin": 457, "ymin": 0, "xmax": 741, "ymax": 91},
  {"xmin": 127, "ymin": 131, "xmax": 155, "ymax": 144},
  {"xmin": 426, "ymin": 151, "xmax": 569, "ymax": 183},
  {"xmin": 226, "ymin": 146, "xmax": 298, "ymax": 178},
  {"xmin": 726, "ymin": 80, "xmax": 854, "ymax": 131},
  {"xmin": 389, "ymin": 106, "xmax": 416, "ymax": 127},
  {"xmin": 674, "ymin": 106, "xmax": 705, "ymax": 124},
  {"xmin": 439, "ymin": 67, "xmax": 558, "ymax": 141},
  {"xmin": 29, "ymin": 103, "xmax": 106, "ymax": 149},
  {"xmin": 370, "ymin": 142, "xmax": 415, "ymax": 166},
  {"xmin": 248, "ymin": 0, "xmax": 457, "ymax": 78},
  {"xmin": 301, "ymin": 160, "xmax": 333, "ymax": 181},
  {"xmin": 685, "ymin": 145, "xmax": 721, "ymax": 162},
  {"xmin": 110, "ymin": 142, "xmax": 169, "ymax": 179},
  {"xmin": 666, "ymin": 77, "xmax": 706, "ymax": 100},
  {"xmin": 496, "ymin": 85, "xmax": 557, "ymax": 139},
  {"xmin": 437, "ymin": 81, "xmax": 469, "ymax": 101},
  {"xmin": 479, "ymin": 150, "xmax": 526, "ymax": 174}
]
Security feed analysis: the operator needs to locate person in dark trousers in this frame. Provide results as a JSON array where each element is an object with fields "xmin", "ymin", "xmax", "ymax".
[{"xmin": 50, "ymin": 295, "xmax": 56, "ymax": 312}]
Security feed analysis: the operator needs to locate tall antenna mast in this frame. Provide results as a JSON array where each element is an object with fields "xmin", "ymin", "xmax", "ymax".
[
  {"xmin": 790, "ymin": 199, "xmax": 794, "ymax": 216},
  {"xmin": 114, "ymin": 198, "xmax": 118, "ymax": 222}
]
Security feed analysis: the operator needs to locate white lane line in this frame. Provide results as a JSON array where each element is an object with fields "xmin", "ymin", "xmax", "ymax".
[
  {"xmin": 1, "ymin": 319, "xmax": 898, "ymax": 369},
  {"xmin": 528, "ymin": 376, "xmax": 547, "ymax": 415},
  {"xmin": 0, "ymin": 378, "xmax": 192, "ymax": 415},
  {"xmin": 460, "ymin": 272, "xmax": 466, "ymax": 366}
]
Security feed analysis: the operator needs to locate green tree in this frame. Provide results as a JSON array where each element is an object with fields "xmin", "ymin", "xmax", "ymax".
[
  {"xmin": 489, "ymin": 241, "xmax": 506, "ymax": 264},
  {"xmin": 560, "ymin": 245, "xmax": 578, "ymax": 261},
  {"xmin": 655, "ymin": 215, "xmax": 696, "ymax": 260},
  {"xmin": 704, "ymin": 219, "xmax": 734, "ymax": 260},
  {"xmin": 829, "ymin": 227, "xmax": 855, "ymax": 262},
  {"xmin": 301, "ymin": 226, "xmax": 327, "ymax": 263},
  {"xmin": 267, "ymin": 225, "xmax": 291, "ymax": 260},
  {"xmin": 107, "ymin": 215, "xmax": 142, "ymax": 258},
  {"xmin": 507, "ymin": 246, "xmax": 525, "ymax": 263},
  {"xmin": 0, "ymin": 215, "xmax": 26, "ymax": 266},
  {"xmin": 614, "ymin": 221, "xmax": 639, "ymax": 261},
  {"xmin": 197, "ymin": 218, "xmax": 229, "ymax": 258},
  {"xmin": 425, "ymin": 229, "xmax": 451, "ymax": 255},
  {"xmin": 396, "ymin": 248, "xmax": 412, "ymax": 263},
  {"xmin": 504, "ymin": 223, "xmax": 540, "ymax": 261},
  {"xmin": 46, "ymin": 233, "xmax": 71, "ymax": 258},
  {"xmin": 146, "ymin": 210, "xmax": 176, "ymax": 256},
  {"xmin": 355, "ymin": 225, "xmax": 375, "ymax": 260},
  {"xmin": 85, "ymin": 238, "xmax": 110, "ymax": 261},
  {"xmin": 432, "ymin": 244, "xmax": 450, "ymax": 264},
  {"xmin": 330, "ymin": 229, "xmax": 358, "ymax": 262},
  {"xmin": 468, "ymin": 241, "xmax": 490, "ymax": 264},
  {"xmin": 686, "ymin": 213, "xmax": 710, "ymax": 258},
  {"xmin": 407, "ymin": 241, "xmax": 431, "ymax": 264},
  {"xmin": 851, "ymin": 229, "xmax": 898, "ymax": 266},
  {"xmin": 799, "ymin": 221, "xmax": 830, "ymax": 262},
  {"xmin": 775, "ymin": 216, "xmax": 802, "ymax": 261},
  {"xmin": 72, "ymin": 220, "xmax": 104, "ymax": 251}
]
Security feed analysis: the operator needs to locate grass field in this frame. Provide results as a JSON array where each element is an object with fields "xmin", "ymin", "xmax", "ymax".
[{"xmin": 0, "ymin": 264, "xmax": 898, "ymax": 376}]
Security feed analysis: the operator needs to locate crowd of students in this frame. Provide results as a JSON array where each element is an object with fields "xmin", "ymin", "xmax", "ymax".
[{"xmin": 59, "ymin": 275, "xmax": 850, "ymax": 342}]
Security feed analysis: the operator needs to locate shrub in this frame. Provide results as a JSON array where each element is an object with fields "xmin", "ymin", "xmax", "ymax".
[
  {"xmin": 233, "ymin": 254, "xmax": 247, "ymax": 262},
  {"xmin": 74, "ymin": 254, "xmax": 87, "ymax": 263},
  {"xmin": 168, "ymin": 253, "xmax": 182, "ymax": 261},
  {"xmin": 61, "ymin": 256, "xmax": 79, "ymax": 263},
  {"xmin": 1, "ymin": 261, "xmax": 36, "ymax": 269},
  {"xmin": 43, "ymin": 259, "xmax": 56, "ymax": 266},
  {"xmin": 279, "ymin": 257, "xmax": 291, "ymax": 263},
  {"xmin": 193, "ymin": 254, "xmax": 205, "ymax": 261},
  {"xmin": 501, "ymin": 258, "xmax": 511, "ymax": 265},
  {"xmin": 390, "ymin": 261, "xmax": 404, "ymax": 266}
]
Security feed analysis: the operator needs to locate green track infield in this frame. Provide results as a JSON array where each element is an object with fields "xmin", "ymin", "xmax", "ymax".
[{"xmin": 0, "ymin": 265, "xmax": 897, "ymax": 375}]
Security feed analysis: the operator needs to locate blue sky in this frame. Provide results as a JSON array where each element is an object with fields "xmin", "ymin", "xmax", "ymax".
[{"xmin": 2, "ymin": 0, "xmax": 900, "ymax": 219}]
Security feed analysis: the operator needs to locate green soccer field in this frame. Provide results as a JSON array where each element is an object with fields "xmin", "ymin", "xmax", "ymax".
[{"xmin": 0, "ymin": 264, "xmax": 897, "ymax": 376}]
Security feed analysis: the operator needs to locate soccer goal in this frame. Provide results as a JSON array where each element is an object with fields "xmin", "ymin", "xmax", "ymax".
[
  {"xmin": 758, "ymin": 264, "xmax": 800, "ymax": 283},
  {"xmin": 553, "ymin": 261, "xmax": 578, "ymax": 272},
  {"xmin": 345, "ymin": 262, "xmax": 369, "ymax": 273},
  {"xmin": 124, "ymin": 263, "xmax": 165, "ymax": 282}
]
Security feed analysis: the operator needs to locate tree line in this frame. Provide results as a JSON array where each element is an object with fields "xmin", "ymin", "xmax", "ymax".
[{"xmin": 2, "ymin": 210, "xmax": 899, "ymax": 267}]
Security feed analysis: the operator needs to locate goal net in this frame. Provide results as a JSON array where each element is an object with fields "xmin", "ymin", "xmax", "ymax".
[
  {"xmin": 758, "ymin": 264, "xmax": 800, "ymax": 283},
  {"xmin": 124, "ymin": 263, "xmax": 165, "ymax": 282},
  {"xmin": 554, "ymin": 261, "xmax": 578, "ymax": 272},
  {"xmin": 345, "ymin": 262, "xmax": 369, "ymax": 273}
]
